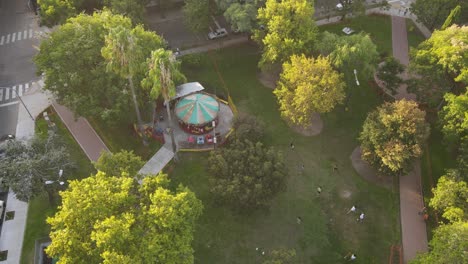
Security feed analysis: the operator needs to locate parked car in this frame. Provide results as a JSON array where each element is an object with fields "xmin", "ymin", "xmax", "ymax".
[{"xmin": 208, "ymin": 28, "xmax": 228, "ymax": 40}]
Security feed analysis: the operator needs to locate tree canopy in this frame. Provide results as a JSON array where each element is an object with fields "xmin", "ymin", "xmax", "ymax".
[
  {"xmin": 410, "ymin": 221, "xmax": 468, "ymax": 264},
  {"xmin": 430, "ymin": 170, "xmax": 468, "ymax": 223},
  {"xmin": 359, "ymin": 100, "xmax": 430, "ymax": 175},
  {"xmin": 183, "ymin": 0, "xmax": 212, "ymax": 33},
  {"xmin": 37, "ymin": 0, "xmax": 147, "ymax": 26},
  {"xmin": 0, "ymin": 134, "xmax": 74, "ymax": 201},
  {"xmin": 46, "ymin": 172, "xmax": 203, "ymax": 264},
  {"xmin": 274, "ymin": 54, "xmax": 345, "ymax": 128},
  {"xmin": 410, "ymin": 0, "xmax": 467, "ymax": 30},
  {"xmin": 34, "ymin": 11, "xmax": 165, "ymax": 125},
  {"xmin": 94, "ymin": 150, "xmax": 144, "ymax": 177},
  {"xmin": 253, "ymin": 0, "xmax": 318, "ymax": 68},
  {"xmin": 318, "ymin": 31, "xmax": 379, "ymax": 85},
  {"xmin": 439, "ymin": 89, "xmax": 468, "ymax": 144},
  {"xmin": 376, "ymin": 56, "xmax": 405, "ymax": 95},
  {"xmin": 218, "ymin": 0, "xmax": 259, "ymax": 33},
  {"xmin": 208, "ymin": 139, "xmax": 287, "ymax": 211}
]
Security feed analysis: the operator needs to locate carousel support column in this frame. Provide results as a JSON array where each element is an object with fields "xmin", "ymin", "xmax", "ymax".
[
  {"xmin": 165, "ymin": 99, "xmax": 178, "ymax": 161},
  {"xmin": 212, "ymin": 120, "xmax": 217, "ymax": 150}
]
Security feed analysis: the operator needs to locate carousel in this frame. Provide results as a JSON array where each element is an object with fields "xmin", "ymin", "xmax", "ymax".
[{"xmin": 175, "ymin": 92, "xmax": 220, "ymax": 135}]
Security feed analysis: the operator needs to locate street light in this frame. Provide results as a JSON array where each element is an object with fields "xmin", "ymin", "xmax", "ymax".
[
  {"xmin": 45, "ymin": 169, "xmax": 65, "ymax": 185},
  {"xmin": 0, "ymin": 86, "xmax": 35, "ymax": 121},
  {"xmin": 353, "ymin": 69, "xmax": 360, "ymax": 86}
]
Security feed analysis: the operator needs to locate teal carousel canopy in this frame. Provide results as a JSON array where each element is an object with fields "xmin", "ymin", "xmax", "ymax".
[{"xmin": 175, "ymin": 93, "xmax": 220, "ymax": 125}]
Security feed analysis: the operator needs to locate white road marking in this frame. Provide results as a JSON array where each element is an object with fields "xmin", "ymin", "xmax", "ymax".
[
  {"xmin": 17, "ymin": 31, "xmax": 22, "ymax": 41},
  {"xmin": 18, "ymin": 84, "xmax": 23, "ymax": 96},
  {"xmin": 24, "ymin": 30, "xmax": 28, "ymax": 39},
  {"xmin": 0, "ymin": 36, "xmax": 4, "ymax": 45},
  {"xmin": 0, "ymin": 89, "xmax": 3, "ymax": 101},
  {"xmin": 29, "ymin": 29, "xmax": 33, "ymax": 39},
  {"xmin": 6, "ymin": 34, "xmax": 10, "ymax": 44},
  {"xmin": 25, "ymin": 83, "xmax": 29, "ymax": 92},
  {"xmin": 11, "ymin": 32, "xmax": 16, "ymax": 42},
  {"xmin": 5, "ymin": 88, "xmax": 10, "ymax": 100},
  {"xmin": 11, "ymin": 86, "xmax": 17, "ymax": 98},
  {"xmin": 0, "ymin": 101, "xmax": 19, "ymax": 108}
]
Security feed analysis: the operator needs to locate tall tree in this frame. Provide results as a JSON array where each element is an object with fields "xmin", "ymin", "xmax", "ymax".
[
  {"xmin": 253, "ymin": 0, "xmax": 318, "ymax": 68},
  {"xmin": 208, "ymin": 139, "xmax": 287, "ymax": 211},
  {"xmin": 217, "ymin": 0, "xmax": 259, "ymax": 33},
  {"xmin": 141, "ymin": 49, "xmax": 186, "ymax": 154},
  {"xmin": 101, "ymin": 26, "xmax": 147, "ymax": 144},
  {"xmin": 34, "ymin": 11, "xmax": 165, "ymax": 125},
  {"xmin": 183, "ymin": 0, "xmax": 211, "ymax": 33},
  {"xmin": 410, "ymin": 221, "xmax": 468, "ymax": 264},
  {"xmin": 46, "ymin": 172, "xmax": 203, "ymax": 264},
  {"xmin": 274, "ymin": 54, "xmax": 345, "ymax": 128},
  {"xmin": 410, "ymin": 0, "xmax": 467, "ymax": 30},
  {"xmin": 94, "ymin": 150, "xmax": 144, "ymax": 176},
  {"xmin": 104, "ymin": 0, "xmax": 147, "ymax": 25},
  {"xmin": 441, "ymin": 5, "xmax": 462, "ymax": 30},
  {"xmin": 376, "ymin": 56, "xmax": 405, "ymax": 95},
  {"xmin": 439, "ymin": 89, "xmax": 468, "ymax": 144},
  {"xmin": 359, "ymin": 100, "xmax": 430, "ymax": 175},
  {"xmin": 318, "ymin": 31, "xmax": 379, "ymax": 87},
  {"xmin": 429, "ymin": 170, "xmax": 468, "ymax": 223},
  {"xmin": 0, "ymin": 134, "xmax": 75, "ymax": 202},
  {"xmin": 336, "ymin": 0, "xmax": 366, "ymax": 20}
]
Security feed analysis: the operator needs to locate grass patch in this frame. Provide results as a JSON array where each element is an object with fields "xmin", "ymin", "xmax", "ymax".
[
  {"xmin": 406, "ymin": 19, "xmax": 426, "ymax": 49},
  {"xmin": 20, "ymin": 108, "xmax": 95, "ymax": 264},
  {"xmin": 172, "ymin": 44, "xmax": 399, "ymax": 263},
  {"xmin": 88, "ymin": 117, "xmax": 161, "ymax": 160},
  {"xmin": 319, "ymin": 14, "xmax": 393, "ymax": 56}
]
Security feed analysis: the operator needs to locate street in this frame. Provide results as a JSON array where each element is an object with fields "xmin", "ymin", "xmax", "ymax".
[{"xmin": 0, "ymin": 0, "xmax": 42, "ymax": 138}]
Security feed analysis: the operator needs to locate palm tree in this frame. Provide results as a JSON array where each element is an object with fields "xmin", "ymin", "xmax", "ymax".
[
  {"xmin": 101, "ymin": 26, "xmax": 147, "ymax": 145},
  {"xmin": 142, "ymin": 49, "xmax": 186, "ymax": 156}
]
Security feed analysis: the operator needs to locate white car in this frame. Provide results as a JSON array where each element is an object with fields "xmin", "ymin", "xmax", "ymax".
[
  {"xmin": 342, "ymin": 27, "xmax": 355, "ymax": 35},
  {"xmin": 208, "ymin": 28, "xmax": 228, "ymax": 40}
]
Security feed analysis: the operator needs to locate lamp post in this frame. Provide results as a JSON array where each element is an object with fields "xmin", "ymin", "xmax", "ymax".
[
  {"xmin": 1, "ymin": 86, "xmax": 35, "ymax": 121},
  {"xmin": 353, "ymin": 69, "xmax": 360, "ymax": 86},
  {"xmin": 212, "ymin": 120, "xmax": 217, "ymax": 150},
  {"xmin": 44, "ymin": 169, "xmax": 65, "ymax": 204}
]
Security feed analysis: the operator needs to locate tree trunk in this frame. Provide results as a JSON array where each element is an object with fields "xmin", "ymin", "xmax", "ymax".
[
  {"xmin": 165, "ymin": 99, "xmax": 178, "ymax": 160},
  {"xmin": 128, "ymin": 76, "xmax": 148, "ymax": 146}
]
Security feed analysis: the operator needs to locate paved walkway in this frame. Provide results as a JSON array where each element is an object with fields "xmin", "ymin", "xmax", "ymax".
[
  {"xmin": 52, "ymin": 103, "xmax": 110, "ymax": 162},
  {"xmin": 138, "ymin": 144, "xmax": 174, "ymax": 177},
  {"xmin": 0, "ymin": 83, "xmax": 51, "ymax": 264},
  {"xmin": 388, "ymin": 5, "xmax": 429, "ymax": 263}
]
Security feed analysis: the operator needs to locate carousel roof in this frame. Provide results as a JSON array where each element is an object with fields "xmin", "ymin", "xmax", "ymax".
[{"xmin": 175, "ymin": 93, "xmax": 220, "ymax": 125}]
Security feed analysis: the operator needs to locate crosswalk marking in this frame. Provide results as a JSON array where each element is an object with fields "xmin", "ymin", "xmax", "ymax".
[
  {"xmin": 23, "ymin": 30, "xmax": 27, "ymax": 39},
  {"xmin": 25, "ymin": 83, "xmax": 29, "ymax": 93},
  {"xmin": 18, "ymin": 84, "xmax": 23, "ymax": 96},
  {"xmin": 5, "ymin": 88, "xmax": 10, "ymax": 100},
  {"xmin": 0, "ymin": 89, "xmax": 3, "ymax": 100},
  {"xmin": 12, "ymin": 32, "xmax": 16, "ymax": 42},
  {"xmin": 6, "ymin": 34, "xmax": 10, "ymax": 44},
  {"xmin": 11, "ymin": 86, "xmax": 17, "ymax": 98},
  {"xmin": 17, "ymin": 31, "xmax": 22, "ymax": 41},
  {"xmin": 0, "ymin": 36, "xmax": 4, "ymax": 45},
  {"xmin": 0, "ymin": 28, "xmax": 45, "ymax": 47},
  {"xmin": 29, "ymin": 29, "xmax": 33, "ymax": 39}
]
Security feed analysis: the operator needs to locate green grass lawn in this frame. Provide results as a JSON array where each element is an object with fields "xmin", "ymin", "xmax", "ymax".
[
  {"xmin": 406, "ymin": 19, "xmax": 427, "ymax": 49},
  {"xmin": 20, "ymin": 108, "xmax": 95, "ymax": 264},
  {"xmin": 169, "ymin": 43, "xmax": 400, "ymax": 263},
  {"xmin": 88, "ymin": 116, "xmax": 161, "ymax": 160},
  {"xmin": 319, "ymin": 14, "xmax": 393, "ymax": 57}
]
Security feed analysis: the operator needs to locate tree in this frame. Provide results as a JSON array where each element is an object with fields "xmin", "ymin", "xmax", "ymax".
[
  {"xmin": 439, "ymin": 89, "xmax": 468, "ymax": 144},
  {"xmin": 34, "ymin": 11, "xmax": 165, "ymax": 125},
  {"xmin": 0, "ymin": 134, "xmax": 75, "ymax": 202},
  {"xmin": 376, "ymin": 56, "xmax": 405, "ymax": 95},
  {"xmin": 37, "ymin": 0, "xmax": 79, "ymax": 26},
  {"xmin": 359, "ymin": 100, "xmax": 430, "ymax": 175},
  {"xmin": 141, "ymin": 49, "xmax": 187, "ymax": 155},
  {"xmin": 46, "ymin": 172, "xmax": 203, "ymax": 264},
  {"xmin": 208, "ymin": 139, "xmax": 287, "ymax": 211},
  {"xmin": 104, "ymin": 0, "xmax": 147, "ymax": 25},
  {"xmin": 317, "ymin": 32, "xmax": 379, "ymax": 86},
  {"xmin": 253, "ymin": 0, "xmax": 318, "ymax": 68},
  {"xmin": 183, "ymin": 0, "xmax": 211, "ymax": 33},
  {"xmin": 410, "ymin": 221, "xmax": 468, "ymax": 264},
  {"xmin": 441, "ymin": 5, "xmax": 462, "ymax": 30},
  {"xmin": 336, "ymin": 0, "xmax": 366, "ymax": 20},
  {"xmin": 429, "ymin": 170, "xmax": 468, "ymax": 222},
  {"xmin": 94, "ymin": 150, "xmax": 144, "ymax": 176},
  {"xmin": 232, "ymin": 113, "xmax": 265, "ymax": 142},
  {"xmin": 262, "ymin": 248, "xmax": 296, "ymax": 264},
  {"xmin": 274, "ymin": 54, "xmax": 345, "ymax": 128},
  {"xmin": 410, "ymin": 0, "xmax": 467, "ymax": 30},
  {"xmin": 224, "ymin": 1, "xmax": 258, "ymax": 33}
]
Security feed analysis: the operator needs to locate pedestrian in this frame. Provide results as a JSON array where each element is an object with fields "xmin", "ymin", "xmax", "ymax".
[
  {"xmin": 357, "ymin": 213, "xmax": 365, "ymax": 222},
  {"xmin": 333, "ymin": 164, "xmax": 338, "ymax": 172},
  {"xmin": 317, "ymin": 186, "xmax": 322, "ymax": 196},
  {"xmin": 404, "ymin": 8, "xmax": 408, "ymax": 15},
  {"xmin": 301, "ymin": 164, "xmax": 305, "ymax": 171},
  {"xmin": 349, "ymin": 254, "xmax": 357, "ymax": 261},
  {"xmin": 418, "ymin": 206, "xmax": 427, "ymax": 215},
  {"xmin": 296, "ymin": 216, "xmax": 302, "ymax": 224},
  {"xmin": 347, "ymin": 206, "xmax": 356, "ymax": 214},
  {"xmin": 290, "ymin": 142, "xmax": 295, "ymax": 149},
  {"xmin": 423, "ymin": 213, "xmax": 429, "ymax": 221},
  {"xmin": 344, "ymin": 253, "xmax": 357, "ymax": 261}
]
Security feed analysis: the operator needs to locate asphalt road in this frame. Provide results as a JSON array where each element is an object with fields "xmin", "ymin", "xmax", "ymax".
[{"xmin": 0, "ymin": 0, "xmax": 40, "ymax": 138}]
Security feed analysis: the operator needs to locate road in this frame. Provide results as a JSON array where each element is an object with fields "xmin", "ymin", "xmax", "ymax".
[{"xmin": 0, "ymin": 0, "xmax": 42, "ymax": 138}]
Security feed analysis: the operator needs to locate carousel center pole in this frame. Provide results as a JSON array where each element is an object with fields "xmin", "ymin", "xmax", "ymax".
[{"xmin": 165, "ymin": 99, "xmax": 178, "ymax": 161}]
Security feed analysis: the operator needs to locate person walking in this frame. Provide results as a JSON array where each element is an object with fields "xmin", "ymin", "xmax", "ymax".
[
  {"xmin": 317, "ymin": 186, "xmax": 322, "ymax": 196},
  {"xmin": 347, "ymin": 206, "xmax": 356, "ymax": 214},
  {"xmin": 357, "ymin": 213, "xmax": 365, "ymax": 222}
]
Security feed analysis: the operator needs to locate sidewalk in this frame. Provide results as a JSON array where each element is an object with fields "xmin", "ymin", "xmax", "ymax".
[
  {"xmin": 52, "ymin": 103, "xmax": 110, "ymax": 162},
  {"xmin": 0, "ymin": 84, "xmax": 51, "ymax": 264}
]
